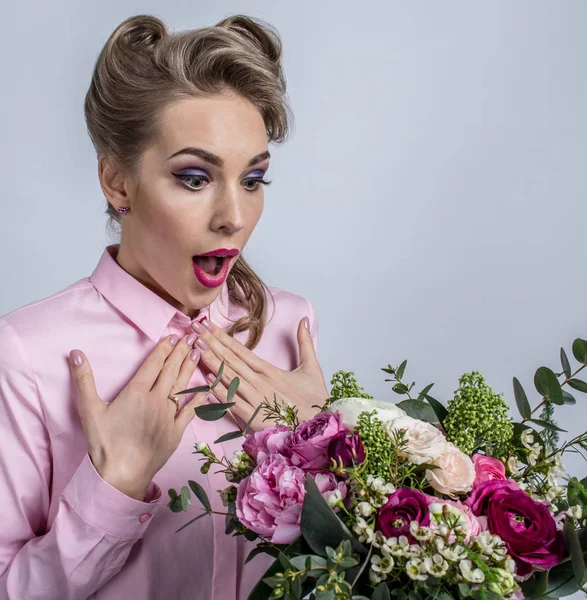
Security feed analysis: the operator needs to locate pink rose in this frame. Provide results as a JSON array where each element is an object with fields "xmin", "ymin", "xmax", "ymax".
[
  {"xmin": 425, "ymin": 442, "xmax": 476, "ymax": 497},
  {"xmin": 235, "ymin": 454, "xmax": 348, "ymax": 545},
  {"xmin": 242, "ymin": 426, "xmax": 292, "ymax": 464},
  {"xmin": 472, "ymin": 454, "xmax": 506, "ymax": 489},
  {"xmin": 287, "ymin": 411, "xmax": 346, "ymax": 472},
  {"xmin": 236, "ymin": 454, "xmax": 305, "ymax": 544}
]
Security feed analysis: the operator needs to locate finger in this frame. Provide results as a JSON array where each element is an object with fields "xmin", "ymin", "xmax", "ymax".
[
  {"xmin": 133, "ymin": 334, "xmax": 180, "ymax": 389},
  {"xmin": 295, "ymin": 316, "xmax": 320, "ymax": 372},
  {"xmin": 68, "ymin": 350, "xmax": 106, "ymax": 421},
  {"xmin": 174, "ymin": 392, "xmax": 208, "ymax": 432},
  {"xmin": 151, "ymin": 333, "xmax": 195, "ymax": 396},
  {"xmin": 193, "ymin": 318, "xmax": 274, "ymax": 376},
  {"xmin": 201, "ymin": 351, "xmax": 260, "ymax": 409},
  {"xmin": 169, "ymin": 347, "xmax": 201, "ymax": 411}
]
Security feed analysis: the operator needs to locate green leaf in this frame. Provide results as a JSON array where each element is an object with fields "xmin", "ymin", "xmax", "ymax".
[
  {"xmin": 214, "ymin": 430, "xmax": 244, "ymax": 444},
  {"xmin": 561, "ymin": 347, "xmax": 572, "ymax": 379},
  {"xmin": 290, "ymin": 555, "xmax": 327, "ymax": 571},
  {"xmin": 194, "ymin": 401, "xmax": 236, "ymax": 421},
  {"xmin": 513, "ymin": 377, "xmax": 532, "ymax": 419},
  {"xmin": 416, "ymin": 383, "xmax": 434, "ymax": 401},
  {"xmin": 210, "ymin": 361, "xmax": 225, "ymax": 389},
  {"xmin": 226, "ymin": 377, "xmax": 240, "ymax": 403},
  {"xmin": 396, "ymin": 360, "xmax": 407, "ymax": 380},
  {"xmin": 372, "ymin": 583, "xmax": 391, "ymax": 600},
  {"xmin": 244, "ymin": 544, "xmax": 280, "ymax": 564},
  {"xmin": 188, "ymin": 480, "xmax": 211, "ymax": 512},
  {"xmin": 242, "ymin": 403, "xmax": 264, "ymax": 436},
  {"xmin": 567, "ymin": 378, "xmax": 587, "ymax": 394},
  {"xmin": 528, "ymin": 419, "xmax": 568, "ymax": 433},
  {"xmin": 572, "ymin": 338, "xmax": 587, "ymax": 365},
  {"xmin": 564, "ymin": 520, "xmax": 585, "ymax": 584},
  {"xmin": 301, "ymin": 474, "xmax": 367, "ymax": 558},
  {"xmin": 563, "ymin": 390, "xmax": 577, "ymax": 405},
  {"xmin": 180, "ymin": 486, "xmax": 190, "ymax": 511},
  {"xmin": 520, "ymin": 570, "xmax": 548, "ymax": 597},
  {"xmin": 534, "ymin": 367, "xmax": 564, "ymax": 406},
  {"xmin": 423, "ymin": 394, "xmax": 448, "ymax": 424},
  {"xmin": 175, "ymin": 384, "xmax": 210, "ymax": 394},
  {"xmin": 392, "ymin": 383, "xmax": 409, "ymax": 395},
  {"xmin": 396, "ymin": 399, "xmax": 438, "ymax": 423}
]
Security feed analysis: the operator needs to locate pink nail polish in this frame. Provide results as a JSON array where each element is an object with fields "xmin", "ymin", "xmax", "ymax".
[
  {"xmin": 186, "ymin": 333, "xmax": 197, "ymax": 346},
  {"xmin": 195, "ymin": 337, "xmax": 208, "ymax": 351},
  {"xmin": 189, "ymin": 348, "xmax": 200, "ymax": 362},
  {"xmin": 169, "ymin": 334, "xmax": 179, "ymax": 345},
  {"xmin": 192, "ymin": 321, "xmax": 204, "ymax": 334},
  {"xmin": 303, "ymin": 316, "xmax": 310, "ymax": 330},
  {"xmin": 202, "ymin": 317, "xmax": 213, "ymax": 332}
]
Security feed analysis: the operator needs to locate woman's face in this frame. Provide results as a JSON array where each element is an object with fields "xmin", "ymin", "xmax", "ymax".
[{"xmin": 102, "ymin": 93, "xmax": 270, "ymax": 319}]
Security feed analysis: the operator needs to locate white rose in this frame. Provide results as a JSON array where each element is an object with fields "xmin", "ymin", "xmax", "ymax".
[
  {"xmin": 385, "ymin": 415, "xmax": 448, "ymax": 465},
  {"xmin": 425, "ymin": 442, "xmax": 476, "ymax": 497},
  {"xmin": 329, "ymin": 397, "xmax": 407, "ymax": 430}
]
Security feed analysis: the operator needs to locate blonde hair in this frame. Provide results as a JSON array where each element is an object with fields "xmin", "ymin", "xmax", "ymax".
[{"xmin": 84, "ymin": 14, "xmax": 294, "ymax": 350}]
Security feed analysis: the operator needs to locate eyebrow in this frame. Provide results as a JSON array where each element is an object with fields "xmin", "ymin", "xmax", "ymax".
[{"xmin": 166, "ymin": 147, "xmax": 271, "ymax": 168}]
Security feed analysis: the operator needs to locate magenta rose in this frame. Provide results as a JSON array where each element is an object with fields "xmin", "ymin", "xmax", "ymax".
[
  {"xmin": 328, "ymin": 431, "xmax": 365, "ymax": 469},
  {"xmin": 471, "ymin": 454, "xmax": 507, "ymax": 489},
  {"xmin": 236, "ymin": 453, "xmax": 305, "ymax": 544},
  {"xmin": 377, "ymin": 488, "xmax": 434, "ymax": 541},
  {"xmin": 242, "ymin": 426, "xmax": 292, "ymax": 464},
  {"xmin": 465, "ymin": 480, "xmax": 565, "ymax": 576},
  {"xmin": 287, "ymin": 411, "xmax": 346, "ymax": 471}
]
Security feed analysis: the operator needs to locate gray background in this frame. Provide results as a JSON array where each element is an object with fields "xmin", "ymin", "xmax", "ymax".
[{"xmin": 1, "ymin": 0, "xmax": 586, "ymax": 592}]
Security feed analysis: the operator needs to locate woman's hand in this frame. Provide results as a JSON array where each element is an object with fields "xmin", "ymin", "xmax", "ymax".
[
  {"xmin": 68, "ymin": 333, "xmax": 205, "ymax": 501},
  {"xmin": 191, "ymin": 316, "xmax": 330, "ymax": 428}
]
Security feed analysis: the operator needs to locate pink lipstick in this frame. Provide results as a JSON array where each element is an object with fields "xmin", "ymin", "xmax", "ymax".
[{"xmin": 192, "ymin": 248, "xmax": 240, "ymax": 288}]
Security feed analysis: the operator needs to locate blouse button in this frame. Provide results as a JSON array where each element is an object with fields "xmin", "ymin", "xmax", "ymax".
[{"xmin": 138, "ymin": 513, "xmax": 151, "ymax": 524}]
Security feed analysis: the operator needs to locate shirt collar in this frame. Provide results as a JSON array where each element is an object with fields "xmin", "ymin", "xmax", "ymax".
[{"xmin": 89, "ymin": 244, "xmax": 232, "ymax": 343}]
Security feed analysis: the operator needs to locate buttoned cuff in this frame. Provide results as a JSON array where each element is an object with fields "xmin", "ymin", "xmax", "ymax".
[{"xmin": 61, "ymin": 452, "xmax": 162, "ymax": 539}]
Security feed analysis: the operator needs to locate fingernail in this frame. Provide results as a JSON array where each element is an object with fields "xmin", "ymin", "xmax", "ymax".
[
  {"xmin": 303, "ymin": 316, "xmax": 310, "ymax": 330},
  {"xmin": 192, "ymin": 321, "xmax": 204, "ymax": 334},
  {"xmin": 186, "ymin": 333, "xmax": 197, "ymax": 346},
  {"xmin": 201, "ymin": 317, "xmax": 213, "ymax": 332},
  {"xmin": 69, "ymin": 350, "xmax": 84, "ymax": 367},
  {"xmin": 195, "ymin": 337, "xmax": 208, "ymax": 351},
  {"xmin": 206, "ymin": 373, "xmax": 215, "ymax": 382},
  {"xmin": 169, "ymin": 334, "xmax": 179, "ymax": 346},
  {"xmin": 189, "ymin": 348, "xmax": 200, "ymax": 362}
]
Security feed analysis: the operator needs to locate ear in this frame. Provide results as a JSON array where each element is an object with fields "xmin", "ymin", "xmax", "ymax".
[{"xmin": 98, "ymin": 156, "xmax": 133, "ymax": 212}]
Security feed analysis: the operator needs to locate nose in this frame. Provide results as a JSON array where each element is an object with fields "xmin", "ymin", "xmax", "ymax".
[{"xmin": 210, "ymin": 185, "xmax": 246, "ymax": 234}]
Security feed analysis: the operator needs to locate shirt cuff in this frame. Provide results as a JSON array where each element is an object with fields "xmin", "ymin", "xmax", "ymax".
[{"xmin": 61, "ymin": 452, "xmax": 162, "ymax": 539}]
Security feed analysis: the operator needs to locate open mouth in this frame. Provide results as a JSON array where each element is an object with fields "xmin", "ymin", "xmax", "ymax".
[{"xmin": 192, "ymin": 255, "xmax": 227, "ymax": 276}]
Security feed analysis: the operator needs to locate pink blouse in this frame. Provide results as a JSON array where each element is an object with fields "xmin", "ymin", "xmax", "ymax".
[{"xmin": 0, "ymin": 244, "xmax": 319, "ymax": 600}]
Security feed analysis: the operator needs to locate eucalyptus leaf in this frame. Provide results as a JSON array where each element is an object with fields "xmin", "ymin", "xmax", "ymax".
[
  {"xmin": 396, "ymin": 399, "xmax": 438, "ymax": 423},
  {"xmin": 174, "ymin": 510, "xmax": 210, "ymax": 533},
  {"xmin": 301, "ymin": 474, "xmax": 367, "ymax": 557},
  {"xmin": 214, "ymin": 430, "xmax": 244, "ymax": 444},
  {"xmin": 180, "ymin": 486, "xmax": 190, "ymax": 511},
  {"xmin": 245, "ymin": 544, "xmax": 280, "ymax": 564},
  {"xmin": 527, "ymin": 419, "xmax": 568, "ymax": 433},
  {"xmin": 563, "ymin": 390, "xmax": 577, "ymax": 405},
  {"xmin": 226, "ymin": 377, "xmax": 240, "ymax": 403},
  {"xmin": 534, "ymin": 367, "xmax": 564, "ymax": 406},
  {"xmin": 513, "ymin": 377, "xmax": 532, "ymax": 419},
  {"xmin": 416, "ymin": 383, "xmax": 434, "ymax": 401},
  {"xmin": 567, "ymin": 378, "xmax": 587, "ymax": 394},
  {"xmin": 564, "ymin": 520, "xmax": 585, "ymax": 584},
  {"xmin": 572, "ymin": 338, "xmax": 587, "ymax": 365},
  {"xmin": 392, "ymin": 383, "xmax": 409, "ymax": 395},
  {"xmin": 424, "ymin": 394, "xmax": 448, "ymax": 424},
  {"xmin": 561, "ymin": 347, "xmax": 572, "ymax": 379},
  {"xmin": 372, "ymin": 583, "xmax": 391, "ymax": 600},
  {"xmin": 396, "ymin": 360, "xmax": 407, "ymax": 380},
  {"xmin": 211, "ymin": 361, "xmax": 225, "ymax": 388},
  {"xmin": 194, "ymin": 401, "xmax": 236, "ymax": 421},
  {"xmin": 188, "ymin": 480, "xmax": 211, "ymax": 512},
  {"xmin": 176, "ymin": 384, "xmax": 210, "ymax": 394}
]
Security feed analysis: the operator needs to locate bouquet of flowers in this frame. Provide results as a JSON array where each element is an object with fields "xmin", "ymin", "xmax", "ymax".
[{"xmin": 168, "ymin": 338, "xmax": 587, "ymax": 600}]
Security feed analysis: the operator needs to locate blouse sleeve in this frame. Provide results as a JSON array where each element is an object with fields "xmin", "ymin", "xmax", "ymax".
[{"xmin": 0, "ymin": 318, "xmax": 162, "ymax": 600}]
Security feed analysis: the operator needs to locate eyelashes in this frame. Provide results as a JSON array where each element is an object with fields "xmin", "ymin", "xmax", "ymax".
[{"xmin": 172, "ymin": 171, "xmax": 272, "ymax": 193}]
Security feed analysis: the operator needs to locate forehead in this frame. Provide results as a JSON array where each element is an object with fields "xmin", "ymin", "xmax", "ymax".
[{"xmin": 155, "ymin": 94, "xmax": 268, "ymax": 160}]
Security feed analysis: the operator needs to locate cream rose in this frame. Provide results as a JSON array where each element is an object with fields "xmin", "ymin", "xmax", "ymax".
[
  {"xmin": 425, "ymin": 442, "xmax": 476, "ymax": 497},
  {"xmin": 385, "ymin": 415, "xmax": 448, "ymax": 465},
  {"xmin": 328, "ymin": 398, "xmax": 406, "ymax": 430}
]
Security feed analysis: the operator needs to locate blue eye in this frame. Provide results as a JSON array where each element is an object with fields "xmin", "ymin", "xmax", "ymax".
[{"xmin": 171, "ymin": 170, "xmax": 272, "ymax": 192}]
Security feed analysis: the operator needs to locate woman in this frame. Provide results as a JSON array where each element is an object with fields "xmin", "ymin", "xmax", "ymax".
[{"xmin": 0, "ymin": 13, "xmax": 330, "ymax": 600}]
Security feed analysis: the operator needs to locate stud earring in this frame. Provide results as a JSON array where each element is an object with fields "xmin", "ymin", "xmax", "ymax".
[{"xmin": 117, "ymin": 206, "xmax": 129, "ymax": 215}]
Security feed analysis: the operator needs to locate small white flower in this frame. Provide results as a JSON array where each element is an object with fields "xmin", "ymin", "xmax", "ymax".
[
  {"xmin": 528, "ymin": 442, "xmax": 542, "ymax": 466},
  {"xmin": 567, "ymin": 505, "xmax": 583, "ymax": 519},
  {"xmin": 441, "ymin": 544, "xmax": 467, "ymax": 562},
  {"xmin": 371, "ymin": 554, "xmax": 394, "ymax": 574},
  {"xmin": 388, "ymin": 535, "xmax": 410, "ymax": 557},
  {"xmin": 358, "ymin": 526, "xmax": 374, "ymax": 544},
  {"xmin": 505, "ymin": 559, "xmax": 516, "ymax": 573},
  {"xmin": 353, "ymin": 517, "xmax": 368, "ymax": 537},
  {"xmin": 521, "ymin": 429, "xmax": 534, "ymax": 449},
  {"xmin": 507, "ymin": 456, "xmax": 523, "ymax": 474},
  {"xmin": 460, "ymin": 559, "xmax": 485, "ymax": 583},
  {"xmin": 196, "ymin": 441, "xmax": 208, "ymax": 451},
  {"xmin": 327, "ymin": 489, "xmax": 342, "ymax": 506},
  {"xmin": 369, "ymin": 568, "xmax": 385, "ymax": 584},
  {"xmin": 424, "ymin": 554, "xmax": 449, "ymax": 578},
  {"xmin": 547, "ymin": 468, "xmax": 559, "ymax": 487},
  {"xmin": 356, "ymin": 502, "xmax": 373, "ymax": 517},
  {"xmin": 372, "ymin": 531, "xmax": 387, "ymax": 549},
  {"xmin": 406, "ymin": 558, "xmax": 428, "ymax": 581},
  {"xmin": 410, "ymin": 521, "xmax": 432, "ymax": 542}
]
